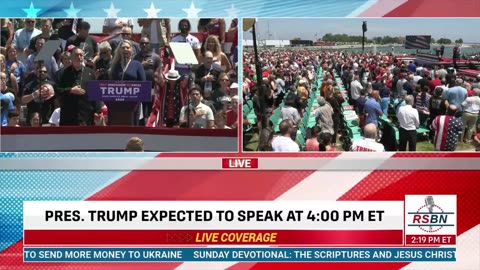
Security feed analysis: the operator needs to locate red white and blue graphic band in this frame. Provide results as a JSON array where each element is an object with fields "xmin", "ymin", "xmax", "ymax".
[
  {"xmin": 21, "ymin": 199, "xmax": 455, "ymax": 262},
  {"xmin": 2, "ymin": 153, "xmax": 480, "ymax": 269}
]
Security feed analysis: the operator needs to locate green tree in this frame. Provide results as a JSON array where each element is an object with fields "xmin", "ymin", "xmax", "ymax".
[
  {"xmin": 455, "ymin": 38, "xmax": 463, "ymax": 44},
  {"xmin": 437, "ymin": 38, "xmax": 452, "ymax": 44}
]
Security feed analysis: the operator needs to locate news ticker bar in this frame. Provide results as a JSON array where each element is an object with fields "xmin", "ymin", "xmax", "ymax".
[
  {"xmin": 3, "ymin": 157, "xmax": 480, "ymax": 170},
  {"xmin": 23, "ymin": 247, "xmax": 457, "ymax": 262}
]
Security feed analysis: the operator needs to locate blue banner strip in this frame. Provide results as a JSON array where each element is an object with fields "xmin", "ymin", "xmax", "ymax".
[{"xmin": 24, "ymin": 247, "xmax": 456, "ymax": 262}]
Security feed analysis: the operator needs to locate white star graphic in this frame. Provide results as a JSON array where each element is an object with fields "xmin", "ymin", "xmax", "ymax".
[
  {"xmin": 23, "ymin": 2, "xmax": 41, "ymax": 18},
  {"xmin": 104, "ymin": 2, "xmax": 121, "ymax": 17},
  {"xmin": 225, "ymin": 4, "xmax": 239, "ymax": 18},
  {"xmin": 64, "ymin": 2, "xmax": 81, "ymax": 17},
  {"xmin": 182, "ymin": 1, "xmax": 202, "ymax": 18},
  {"xmin": 143, "ymin": 2, "xmax": 161, "ymax": 18}
]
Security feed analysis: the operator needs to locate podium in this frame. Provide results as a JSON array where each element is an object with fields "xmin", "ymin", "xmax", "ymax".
[
  {"xmin": 105, "ymin": 102, "xmax": 139, "ymax": 125},
  {"xmin": 88, "ymin": 80, "xmax": 152, "ymax": 126}
]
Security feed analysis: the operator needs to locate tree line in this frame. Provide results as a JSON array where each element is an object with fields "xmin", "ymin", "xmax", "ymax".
[{"xmin": 292, "ymin": 34, "xmax": 465, "ymax": 45}]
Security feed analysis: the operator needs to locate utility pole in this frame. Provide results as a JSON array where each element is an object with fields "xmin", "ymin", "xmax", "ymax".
[
  {"xmin": 362, "ymin": 21, "xmax": 367, "ymax": 52},
  {"xmin": 251, "ymin": 21, "xmax": 267, "ymax": 129}
]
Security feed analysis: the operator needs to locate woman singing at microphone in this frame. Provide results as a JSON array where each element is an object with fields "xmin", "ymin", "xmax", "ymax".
[{"xmin": 108, "ymin": 40, "xmax": 146, "ymax": 125}]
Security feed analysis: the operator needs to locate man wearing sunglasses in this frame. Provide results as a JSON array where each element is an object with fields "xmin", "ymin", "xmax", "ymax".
[
  {"xmin": 12, "ymin": 19, "xmax": 41, "ymax": 61},
  {"xmin": 134, "ymin": 36, "xmax": 161, "ymax": 124},
  {"xmin": 21, "ymin": 62, "xmax": 56, "ymax": 124}
]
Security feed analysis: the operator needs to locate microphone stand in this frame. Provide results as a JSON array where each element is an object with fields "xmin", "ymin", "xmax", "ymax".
[
  {"xmin": 37, "ymin": 77, "xmax": 43, "ymax": 126},
  {"xmin": 187, "ymin": 63, "xmax": 192, "ymax": 128},
  {"xmin": 36, "ymin": 60, "xmax": 44, "ymax": 127}
]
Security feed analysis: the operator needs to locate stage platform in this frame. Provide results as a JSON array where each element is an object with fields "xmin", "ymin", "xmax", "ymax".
[{"xmin": 1, "ymin": 126, "xmax": 238, "ymax": 152}]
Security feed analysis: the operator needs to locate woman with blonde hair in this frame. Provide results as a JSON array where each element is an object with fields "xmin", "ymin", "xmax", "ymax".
[
  {"xmin": 296, "ymin": 79, "xmax": 309, "ymax": 108},
  {"xmin": 214, "ymin": 110, "xmax": 230, "ymax": 129},
  {"xmin": 108, "ymin": 40, "xmax": 146, "ymax": 125},
  {"xmin": 0, "ymin": 54, "xmax": 18, "ymax": 97},
  {"xmin": 204, "ymin": 35, "xmax": 231, "ymax": 72}
]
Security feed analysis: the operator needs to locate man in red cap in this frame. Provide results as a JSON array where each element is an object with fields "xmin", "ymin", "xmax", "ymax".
[{"xmin": 372, "ymin": 75, "xmax": 383, "ymax": 91}]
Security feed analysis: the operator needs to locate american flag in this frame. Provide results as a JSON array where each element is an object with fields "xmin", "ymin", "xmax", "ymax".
[{"xmin": 405, "ymin": 35, "xmax": 431, "ymax": 50}]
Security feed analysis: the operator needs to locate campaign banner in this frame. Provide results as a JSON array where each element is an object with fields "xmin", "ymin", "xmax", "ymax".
[
  {"xmin": 23, "ymin": 247, "xmax": 456, "ymax": 262},
  {"xmin": 87, "ymin": 81, "xmax": 152, "ymax": 102},
  {"xmin": 23, "ymin": 201, "xmax": 402, "ymax": 228}
]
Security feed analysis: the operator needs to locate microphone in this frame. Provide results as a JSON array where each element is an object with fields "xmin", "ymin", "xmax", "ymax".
[
  {"xmin": 424, "ymin": 196, "xmax": 435, "ymax": 230},
  {"xmin": 188, "ymin": 72, "xmax": 196, "ymax": 90},
  {"xmin": 425, "ymin": 196, "xmax": 435, "ymax": 213}
]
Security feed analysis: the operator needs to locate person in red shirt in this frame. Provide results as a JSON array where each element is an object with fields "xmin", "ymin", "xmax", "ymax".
[
  {"xmin": 474, "ymin": 133, "xmax": 480, "ymax": 151},
  {"xmin": 319, "ymin": 132, "xmax": 336, "ymax": 152},
  {"xmin": 226, "ymin": 95, "xmax": 238, "ymax": 128},
  {"xmin": 305, "ymin": 126, "xmax": 321, "ymax": 151},
  {"xmin": 429, "ymin": 72, "xmax": 442, "ymax": 94}
]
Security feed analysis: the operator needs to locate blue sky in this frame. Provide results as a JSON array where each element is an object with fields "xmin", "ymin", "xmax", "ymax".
[{"xmin": 244, "ymin": 18, "xmax": 480, "ymax": 43}]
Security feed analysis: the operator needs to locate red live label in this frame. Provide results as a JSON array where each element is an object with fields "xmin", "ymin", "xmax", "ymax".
[
  {"xmin": 222, "ymin": 158, "xmax": 258, "ymax": 169},
  {"xmin": 406, "ymin": 235, "xmax": 456, "ymax": 245}
]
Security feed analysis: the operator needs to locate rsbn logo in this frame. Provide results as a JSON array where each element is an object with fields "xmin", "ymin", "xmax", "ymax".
[{"xmin": 408, "ymin": 196, "xmax": 455, "ymax": 233}]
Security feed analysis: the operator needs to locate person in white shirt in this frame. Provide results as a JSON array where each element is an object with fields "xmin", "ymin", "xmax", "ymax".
[
  {"xmin": 396, "ymin": 74, "xmax": 407, "ymax": 98},
  {"xmin": 397, "ymin": 95, "xmax": 419, "ymax": 151},
  {"xmin": 272, "ymin": 119, "xmax": 300, "ymax": 152},
  {"xmin": 350, "ymin": 123, "xmax": 385, "ymax": 152},
  {"xmin": 350, "ymin": 75, "xmax": 363, "ymax": 102},
  {"xmin": 461, "ymin": 88, "xmax": 480, "ymax": 143},
  {"xmin": 413, "ymin": 71, "xmax": 423, "ymax": 83},
  {"xmin": 280, "ymin": 94, "xmax": 301, "ymax": 124},
  {"xmin": 49, "ymin": 107, "xmax": 61, "ymax": 126},
  {"xmin": 179, "ymin": 86, "xmax": 214, "ymax": 128},
  {"xmin": 13, "ymin": 19, "xmax": 41, "ymax": 62},
  {"xmin": 171, "ymin": 19, "xmax": 202, "ymax": 76}
]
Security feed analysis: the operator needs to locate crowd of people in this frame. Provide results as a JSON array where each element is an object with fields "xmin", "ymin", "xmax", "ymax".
[
  {"xmin": 0, "ymin": 18, "xmax": 238, "ymax": 129},
  {"xmin": 243, "ymin": 48, "xmax": 480, "ymax": 152}
]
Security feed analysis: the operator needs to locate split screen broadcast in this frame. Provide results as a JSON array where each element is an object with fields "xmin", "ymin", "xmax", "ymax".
[
  {"xmin": 0, "ymin": 18, "xmax": 238, "ymax": 151},
  {"xmin": 1, "ymin": 18, "xmax": 480, "ymax": 152}
]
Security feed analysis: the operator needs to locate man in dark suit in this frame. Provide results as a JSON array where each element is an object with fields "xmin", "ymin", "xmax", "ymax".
[
  {"xmin": 56, "ymin": 47, "xmax": 101, "ymax": 126},
  {"xmin": 194, "ymin": 50, "xmax": 224, "ymax": 97}
]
